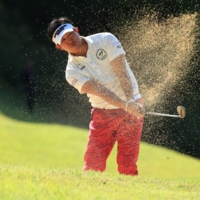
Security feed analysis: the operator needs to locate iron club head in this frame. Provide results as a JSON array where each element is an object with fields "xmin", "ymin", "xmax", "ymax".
[{"xmin": 177, "ymin": 106, "xmax": 186, "ymax": 118}]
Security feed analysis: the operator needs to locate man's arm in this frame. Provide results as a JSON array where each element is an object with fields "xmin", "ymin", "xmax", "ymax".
[
  {"xmin": 81, "ymin": 80, "xmax": 126, "ymax": 110},
  {"xmin": 110, "ymin": 54, "xmax": 134, "ymax": 100},
  {"xmin": 81, "ymin": 80, "xmax": 144, "ymax": 117},
  {"xmin": 110, "ymin": 54, "xmax": 145, "ymax": 116}
]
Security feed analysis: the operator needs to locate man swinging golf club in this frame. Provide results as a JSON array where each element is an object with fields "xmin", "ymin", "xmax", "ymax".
[{"xmin": 47, "ymin": 17, "xmax": 145, "ymax": 176}]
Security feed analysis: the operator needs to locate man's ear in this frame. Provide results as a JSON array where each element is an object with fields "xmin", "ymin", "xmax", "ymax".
[
  {"xmin": 55, "ymin": 44, "xmax": 63, "ymax": 50},
  {"xmin": 74, "ymin": 27, "xmax": 79, "ymax": 33}
]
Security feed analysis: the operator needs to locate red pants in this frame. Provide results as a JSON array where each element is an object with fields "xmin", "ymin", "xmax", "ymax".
[{"xmin": 83, "ymin": 103, "xmax": 144, "ymax": 175}]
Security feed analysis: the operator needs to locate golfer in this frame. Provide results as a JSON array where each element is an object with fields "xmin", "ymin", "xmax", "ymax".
[{"xmin": 47, "ymin": 17, "xmax": 145, "ymax": 176}]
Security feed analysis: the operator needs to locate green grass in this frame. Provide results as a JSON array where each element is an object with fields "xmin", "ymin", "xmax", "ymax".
[
  {"xmin": 0, "ymin": 165, "xmax": 200, "ymax": 200},
  {"xmin": 0, "ymin": 113, "xmax": 200, "ymax": 199}
]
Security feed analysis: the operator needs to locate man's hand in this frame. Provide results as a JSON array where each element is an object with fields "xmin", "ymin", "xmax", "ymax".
[{"xmin": 126, "ymin": 101, "xmax": 145, "ymax": 118}]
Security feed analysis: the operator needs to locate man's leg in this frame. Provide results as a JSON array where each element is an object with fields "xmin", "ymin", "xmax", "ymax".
[
  {"xmin": 83, "ymin": 108, "xmax": 125, "ymax": 172},
  {"xmin": 117, "ymin": 114, "xmax": 144, "ymax": 175}
]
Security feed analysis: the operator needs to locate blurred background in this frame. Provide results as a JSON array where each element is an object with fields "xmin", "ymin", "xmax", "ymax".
[{"xmin": 0, "ymin": 0, "xmax": 199, "ymax": 158}]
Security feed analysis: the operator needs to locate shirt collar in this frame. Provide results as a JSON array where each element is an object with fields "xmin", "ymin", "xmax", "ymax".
[{"xmin": 68, "ymin": 36, "xmax": 93, "ymax": 61}]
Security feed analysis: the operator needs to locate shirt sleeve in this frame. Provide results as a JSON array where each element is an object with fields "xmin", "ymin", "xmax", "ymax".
[
  {"xmin": 66, "ymin": 67, "xmax": 90, "ymax": 94},
  {"xmin": 104, "ymin": 33, "xmax": 125, "ymax": 61}
]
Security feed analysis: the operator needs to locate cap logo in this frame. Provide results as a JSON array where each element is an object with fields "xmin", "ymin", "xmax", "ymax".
[{"xmin": 53, "ymin": 25, "xmax": 67, "ymax": 38}]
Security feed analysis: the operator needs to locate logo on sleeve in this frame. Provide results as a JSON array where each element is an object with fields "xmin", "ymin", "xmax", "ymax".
[
  {"xmin": 96, "ymin": 49, "xmax": 107, "ymax": 60},
  {"xmin": 113, "ymin": 41, "xmax": 122, "ymax": 48},
  {"xmin": 71, "ymin": 78, "xmax": 78, "ymax": 86},
  {"xmin": 77, "ymin": 64, "xmax": 85, "ymax": 70}
]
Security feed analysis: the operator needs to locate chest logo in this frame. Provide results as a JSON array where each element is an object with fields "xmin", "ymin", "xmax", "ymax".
[{"xmin": 96, "ymin": 49, "xmax": 107, "ymax": 60}]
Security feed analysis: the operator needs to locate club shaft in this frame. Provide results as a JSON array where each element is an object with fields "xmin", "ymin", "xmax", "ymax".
[{"xmin": 146, "ymin": 112, "xmax": 180, "ymax": 118}]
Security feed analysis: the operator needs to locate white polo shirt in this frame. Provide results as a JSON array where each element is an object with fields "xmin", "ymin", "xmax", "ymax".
[{"xmin": 65, "ymin": 32, "xmax": 139, "ymax": 109}]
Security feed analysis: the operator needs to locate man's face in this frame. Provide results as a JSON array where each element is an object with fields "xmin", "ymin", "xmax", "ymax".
[{"xmin": 59, "ymin": 30, "xmax": 82, "ymax": 54}]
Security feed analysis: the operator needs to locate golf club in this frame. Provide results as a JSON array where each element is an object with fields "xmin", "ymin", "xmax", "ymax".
[{"xmin": 146, "ymin": 106, "xmax": 186, "ymax": 118}]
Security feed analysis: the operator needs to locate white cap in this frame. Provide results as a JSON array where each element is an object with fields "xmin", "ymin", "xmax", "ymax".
[{"xmin": 52, "ymin": 23, "xmax": 74, "ymax": 45}]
